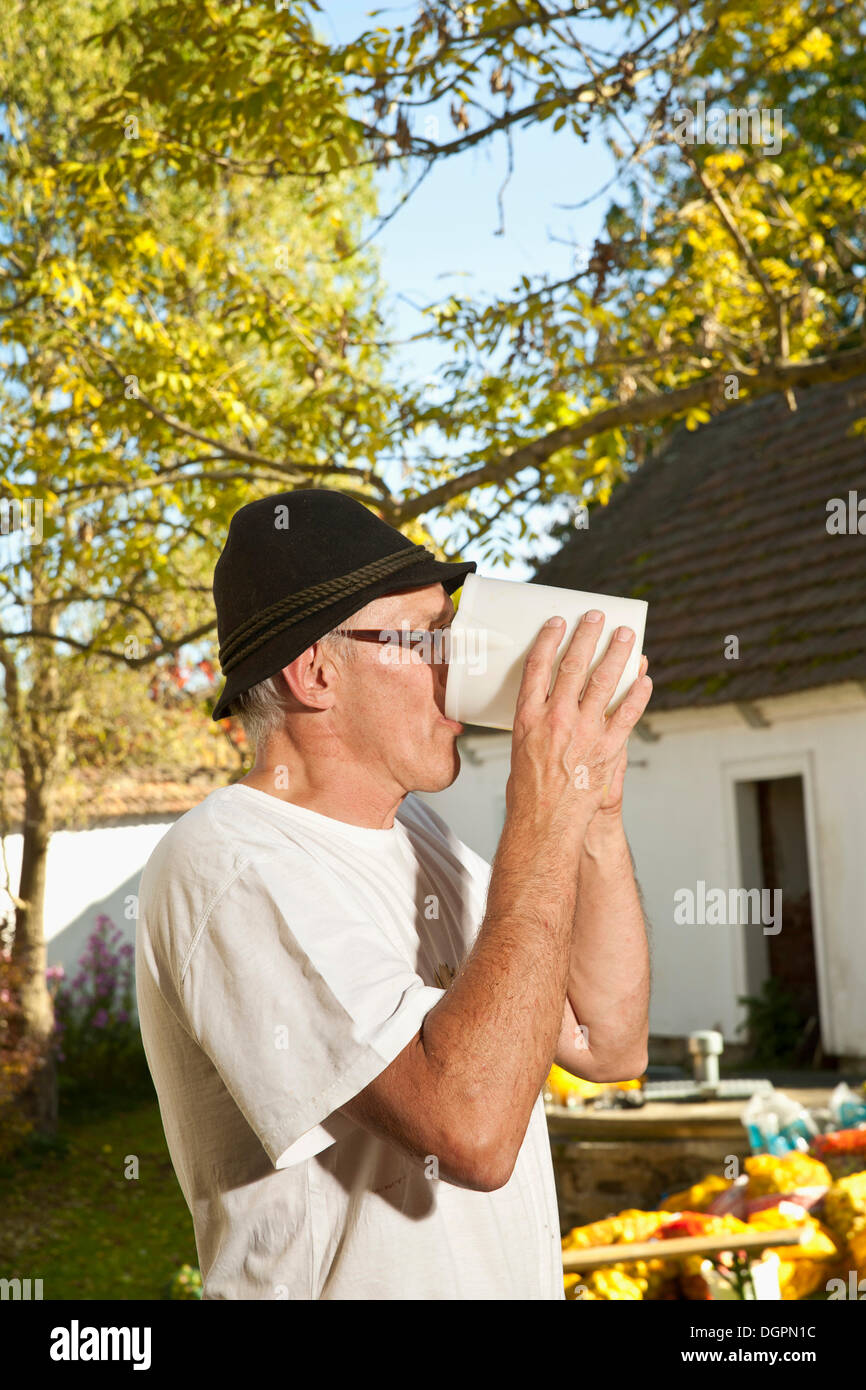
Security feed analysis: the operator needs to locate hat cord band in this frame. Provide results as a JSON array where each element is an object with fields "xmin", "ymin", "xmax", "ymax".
[{"xmin": 219, "ymin": 543, "xmax": 433, "ymax": 675}]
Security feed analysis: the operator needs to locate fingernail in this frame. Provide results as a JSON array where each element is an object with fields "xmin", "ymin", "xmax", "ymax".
[
  {"xmin": 545, "ymin": 615, "xmax": 565, "ymax": 627},
  {"xmin": 583, "ymin": 610, "xmax": 603, "ymax": 623},
  {"xmin": 616, "ymin": 626, "xmax": 634, "ymax": 641}
]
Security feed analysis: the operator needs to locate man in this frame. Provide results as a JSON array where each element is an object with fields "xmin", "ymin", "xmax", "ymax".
[{"xmin": 136, "ymin": 488, "xmax": 653, "ymax": 1300}]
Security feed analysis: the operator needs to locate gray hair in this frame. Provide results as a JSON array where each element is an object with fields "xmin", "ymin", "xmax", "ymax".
[{"xmin": 229, "ymin": 626, "xmax": 358, "ymax": 748}]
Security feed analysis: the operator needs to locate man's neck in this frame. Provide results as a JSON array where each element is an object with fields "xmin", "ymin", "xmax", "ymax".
[{"xmin": 237, "ymin": 742, "xmax": 406, "ymax": 830}]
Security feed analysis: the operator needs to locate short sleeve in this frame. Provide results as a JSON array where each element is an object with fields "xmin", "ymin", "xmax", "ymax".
[{"xmin": 180, "ymin": 856, "xmax": 444, "ymax": 1169}]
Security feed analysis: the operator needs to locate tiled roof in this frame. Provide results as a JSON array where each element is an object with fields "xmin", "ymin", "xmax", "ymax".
[
  {"xmin": 0, "ymin": 766, "xmax": 232, "ymax": 834},
  {"xmin": 533, "ymin": 374, "xmax": 866, "ymax": 712}
]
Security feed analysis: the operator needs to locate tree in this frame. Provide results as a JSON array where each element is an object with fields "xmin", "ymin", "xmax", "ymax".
[
  {"xmin": 0, "ymin": 0, "xmax": 397, "ymax": 1128},
  {"xmin": 83, "ymin": 0, "xmax": 866, "ymax": 555}
]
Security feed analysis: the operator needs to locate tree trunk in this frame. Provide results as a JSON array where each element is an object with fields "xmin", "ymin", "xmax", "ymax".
[{"xmin": 11, "ymin": 776, "xmax": 58, "ymax": 1134}]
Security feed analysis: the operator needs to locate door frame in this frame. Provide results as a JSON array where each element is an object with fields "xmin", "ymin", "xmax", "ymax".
[{"xmin": 720, "ymin": 749, "xmax": 832, "ymax": 1054}]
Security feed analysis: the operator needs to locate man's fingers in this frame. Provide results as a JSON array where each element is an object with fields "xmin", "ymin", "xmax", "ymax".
[
  {"xmin": 573, "ymin": 625, "xmax": 636, "ymax": 719},
  {"xmin": 604, "ymin": 671, "xmax": 653, "ymax": 739},
  {"xmin": 548, "ymin": 610, "xmax": 606, "ymax": 705},
  {"xmin": 514, "ymin": 617, "xmax": 567, "ymax": 720}
]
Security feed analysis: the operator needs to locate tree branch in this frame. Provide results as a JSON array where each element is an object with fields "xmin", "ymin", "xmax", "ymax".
[
  {"xmin": 394, "ymin": 343, "xmax": 866, "ymax": 521},
  {"xmin": 0, "ymin": 619, "xmax": 218, "ymax": 667}
]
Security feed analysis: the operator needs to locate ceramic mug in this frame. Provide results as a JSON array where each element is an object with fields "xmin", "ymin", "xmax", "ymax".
[{"xmin": 444, "ymin": 573, "xmax": 648, "ymax": 731}]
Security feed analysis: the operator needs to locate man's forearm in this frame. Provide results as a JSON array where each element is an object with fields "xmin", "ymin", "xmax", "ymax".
[
  {"xmin": 420, "ymin": 809, "xmax": 584, "ymax": 1184},
  {"xmin": 559, "ymin": 815, "xmax": 651, "ymax": 1079}
]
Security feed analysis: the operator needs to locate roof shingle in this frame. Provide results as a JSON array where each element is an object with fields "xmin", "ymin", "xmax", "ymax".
[
  {"xmin": 0, "ymin": 766, "xmax": 231, "ymax": 834},
  {"xmin": 533, "ymin": 375, "xmax": 866, "ymax": 711}
]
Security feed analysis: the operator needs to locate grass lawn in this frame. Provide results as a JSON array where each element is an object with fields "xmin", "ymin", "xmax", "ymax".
[{"xmin": 0, "ymin": 1094, "xmax": 199, "ymax": 1300}]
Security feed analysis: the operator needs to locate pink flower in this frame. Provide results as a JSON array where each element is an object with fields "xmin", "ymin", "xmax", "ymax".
[{"xmin": 92, "ymin": 1009, "xmax": 109, "ymax": 1029}]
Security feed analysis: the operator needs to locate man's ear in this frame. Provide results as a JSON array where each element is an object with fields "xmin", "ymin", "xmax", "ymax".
[{"xmin": 277, "ymin": 641, "xmax": 338, "ymax": 711}]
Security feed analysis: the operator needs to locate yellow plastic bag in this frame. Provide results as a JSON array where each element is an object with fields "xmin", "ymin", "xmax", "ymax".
[
  {"xmin": 824, "ymin": 1171, "xmax": 866, "ymax": 1244},
  {"xmin": 744, "ymin": 1152, "xmax": 831, "ymax": 1196},
  {"xmin": 658, "ymin": 1174, "xmax": 732, "ymax": 1212}
]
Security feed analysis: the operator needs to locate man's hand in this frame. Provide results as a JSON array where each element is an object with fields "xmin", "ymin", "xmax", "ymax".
[
  {"xmin": 592, "ymin": 653, "xmax": 649, "ymax": 822},
  {"xmin": 505, "ymin": 613, "xmax": 653, "ymax": 858}
]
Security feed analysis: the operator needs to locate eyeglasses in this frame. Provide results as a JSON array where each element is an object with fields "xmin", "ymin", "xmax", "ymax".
[
  {"xmin": 336, "ymin": 627, "xmax": 449, "ymax": 643},
  {"xmin": 335, "ymin": 626, "xmax": 452, "ymax": 664}
]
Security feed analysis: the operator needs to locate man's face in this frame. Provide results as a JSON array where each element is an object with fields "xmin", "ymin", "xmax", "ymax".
[{"xmin": 328, "ymin": 582, "xmax": 464, "ymax": 794}]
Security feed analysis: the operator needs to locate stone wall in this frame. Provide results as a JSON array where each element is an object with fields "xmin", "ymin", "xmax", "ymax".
[{"xmin": 551, "ymin": 1136, "xmax": 750, "ymax": 1233}]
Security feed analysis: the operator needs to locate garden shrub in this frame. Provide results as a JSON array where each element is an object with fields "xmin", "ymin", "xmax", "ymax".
[{"xmin": 52, "ymin": 914, "xmax": 153, "ymax": 1109}]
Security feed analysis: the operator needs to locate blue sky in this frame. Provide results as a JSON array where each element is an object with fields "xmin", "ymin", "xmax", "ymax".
[{"xmin": 318, "ymin": 2, "xmax": 628, "ymax": 576}]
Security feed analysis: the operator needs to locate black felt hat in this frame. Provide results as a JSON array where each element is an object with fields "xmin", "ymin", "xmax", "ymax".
[{"xmin": 210, "ymin": 489, "xmax": 476, "ymax": 721}]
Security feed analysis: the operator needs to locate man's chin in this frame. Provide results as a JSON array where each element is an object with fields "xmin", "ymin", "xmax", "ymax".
[{"xmin": 414, "ymin": 747, "xmax": 461, "ymax": 794}]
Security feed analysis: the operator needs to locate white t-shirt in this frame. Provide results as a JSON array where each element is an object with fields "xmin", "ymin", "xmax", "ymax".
[{"xmin": 135, "ymin": 782, "xmax": 564, "ymax": 1300}]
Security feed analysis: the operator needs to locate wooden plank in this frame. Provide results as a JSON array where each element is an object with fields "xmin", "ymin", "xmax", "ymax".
[{"xmin": 563, "ymin": 1227, "xmax": 805, "ymax": 1272}]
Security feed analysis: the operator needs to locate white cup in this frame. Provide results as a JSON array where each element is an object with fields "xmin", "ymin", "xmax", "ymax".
[{"xmin": 444, "ymin": 573, "xmax": 648, "ymax": 731}]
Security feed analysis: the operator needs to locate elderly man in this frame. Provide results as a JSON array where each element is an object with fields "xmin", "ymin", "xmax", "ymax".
[{"xmin": 136, "ymin": 488, "xmax": 652, "ymax": 1300}]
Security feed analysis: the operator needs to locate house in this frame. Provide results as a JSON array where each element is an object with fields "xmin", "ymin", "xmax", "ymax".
[{"xmin": 418, "ymin": 373, "xmax": 866, "ymax": 1068}]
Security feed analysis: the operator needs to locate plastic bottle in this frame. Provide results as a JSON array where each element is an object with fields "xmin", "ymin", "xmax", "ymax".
[
  {"xmin": 829, "ymin": 1082, "xmax": 866, "ymax": 1129},
  {"xmin": 741, "ymin": 1088, "xmax": 818, "ymax": 1154},
  {"xmin": 742, "ymin": 1091, "xmax": 780, "ymax": 1153}
]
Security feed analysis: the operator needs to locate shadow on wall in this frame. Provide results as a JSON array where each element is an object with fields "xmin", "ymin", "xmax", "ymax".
[
  {"xmin": 47, "ymin": 868, "xmax": 143, "ymax": 1016},
  {"xmin": 0, "ymin": 815, "xmax": 182, "ymax": 1015}
]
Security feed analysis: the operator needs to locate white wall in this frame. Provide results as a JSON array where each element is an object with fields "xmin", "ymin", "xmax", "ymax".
[
  {"xmin": 1, "ymin": 819, "xmax": 177, "ymax": 999},
  {"xmin": 419, "ymin": 683, "xmax": 866, "ymax": 1059}
]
